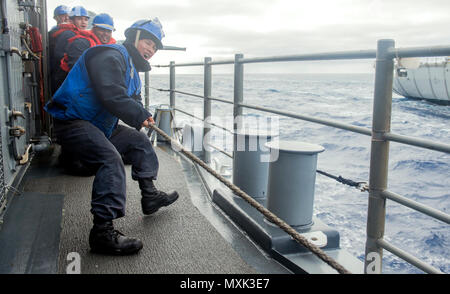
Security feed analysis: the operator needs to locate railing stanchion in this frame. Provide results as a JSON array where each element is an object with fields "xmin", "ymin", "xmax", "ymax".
[
  {"xmin": 204, "ymin": 57, "xmax": 212, "ymax": 163},
  {"xmin": 233, "ymin": 54, "xmax": 244, "ymax": 128},
  {"xmin": 233, "ymin": 54, "xmax": 244, "ymax": 160},
  {"xmin": 144, "ymin": 71, "xmax": 150, "ymax": 110},
  {"xmin": 364, "ymin": 39, "xmax": 395, "ymax": 274},
  {"xmin": 170, "ymin": 61, "xmax": 176, "ymax": 117}
]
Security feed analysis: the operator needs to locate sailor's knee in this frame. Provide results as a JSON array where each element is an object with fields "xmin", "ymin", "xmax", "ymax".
[
  {"xmin": 137, "ymin": 130, "xmax": 151, "ymax": 144},
  {"xmin": 107, "ymin": 149, "xmax": 125, "ymax": 166},
  {"xmin": 135, "ymin": 131, "xmax": 155, "ymax": 151}
]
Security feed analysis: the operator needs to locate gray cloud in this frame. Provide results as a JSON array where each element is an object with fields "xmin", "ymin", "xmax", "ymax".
[
  {"xmin": 172, "ymin": 16, "xmax": 450, "ymax": 55},
  {"xmin": 48, "ymin": 0, "xmax": 450, "ymax": 73}
]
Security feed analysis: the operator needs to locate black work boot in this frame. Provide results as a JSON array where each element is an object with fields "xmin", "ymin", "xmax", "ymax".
[
  {"xmin": 89, "ymin": 219, "xmax": 143, "ymax": 255},
  {"xmin": 138, "ymin": 178, "xmax": 179, "ymax": 215}
]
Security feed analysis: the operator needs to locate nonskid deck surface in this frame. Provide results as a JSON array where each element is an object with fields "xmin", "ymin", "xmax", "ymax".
[{"xmin": 7, "ymin": 144, "xmax": 271, "ymax": 274}]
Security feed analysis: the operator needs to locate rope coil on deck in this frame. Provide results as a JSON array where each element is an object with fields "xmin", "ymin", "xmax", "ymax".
[{"xmin": 148, "ymin": 124, "xmax": 352, "ymax": 274}]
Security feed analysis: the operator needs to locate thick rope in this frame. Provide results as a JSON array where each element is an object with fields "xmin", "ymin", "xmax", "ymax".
[{"xmin": 149, "ymin": 124, "xmax": 352, "ymax": 274}]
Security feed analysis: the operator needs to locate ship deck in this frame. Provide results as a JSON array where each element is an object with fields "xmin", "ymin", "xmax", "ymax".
[{"xmin": 0, "ymin": 143, "xmax": 289, "ymax": 274}]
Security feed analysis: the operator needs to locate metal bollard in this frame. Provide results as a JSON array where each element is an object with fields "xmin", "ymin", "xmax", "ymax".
[
  {"xmin": 233, "ymin": 129, "xmax": 278, "ymax": 199},
  {"xmin": 154, "ymin": 104, "xmax": 174, "ymax": 142},
  {"xmin": 265, "ymin": 140, "xmax": 325, "ymax": 227},
  {"xmin": 182, "ymin": 124, "xmax": 204, "ymax": 156}
]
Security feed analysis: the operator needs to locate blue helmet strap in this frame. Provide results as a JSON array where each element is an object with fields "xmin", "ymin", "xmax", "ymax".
[
  {"xmin": 134, "ymin": 20, "xmax": 154, "ymax": 48},
  {"xmin": 129, "ymin": 56, "xmax": 135, "ymax": 79},
  {"xmin": 134, "ymin": 30, "xmax": 141, "ymax": 48}
]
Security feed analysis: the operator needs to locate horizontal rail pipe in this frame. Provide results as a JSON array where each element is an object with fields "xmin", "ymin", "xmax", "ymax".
[
  {"xmin": 154, "ymin": 45, "xmax": 450, "ymax": 68},
  {"xmin": 239, "ymin": 102, "xmax": 372, "ymax": 136},
  {"xmin": 240, "ymin": 50, "xmax": 376, "ymax": 64},
  {"xmin": 208, "ymin": 96, "xmax": 234, "ymax": 105},
  {"xmin": 174, "ymin": 107, "xmax": 201, "ymax": 119},
  {"xmin": 174, "ymin": 107, "xmax": 233, "ymax": 134},
  {"xmin": 383, "ymin": 132, "xmax": 450, "ymax": 154},
  {"xmin": 174, "ymin": 62, "xmax": 205, "ymax": 67},
  {"xmin": 154, "ymin": 50, "xmax": 376, "ymax": 68},
  {"xmin": 388, "ymin": 46, "xmax": 450, "ymax": 59},
  {"xmin": 376, "ymin": 239, "xmax": 443, "ymax": 274},
  {"xmin": 381, "ymin": 190, "xmax": 450, "ymax": 224},
  {"xmin": 173, "ymin": 89, "xmax": 205, "ymax": 99},
  {"xmin": 155, "ymin": 59, "xmax": 235, "ymax": 68},
  {"xmin": 208, "ymin": 59, "xmax": 235, "ymax": 66},
  {"xmin": 154, "ymin": 62, "xmax": 203, "ymax": 68},
  {"xmin": 162, "ymin": 45, "xmax": 186, "ymax": 51},
  {"xmin": 173, "ymin": 90, "xmax": 234, "ymax": 105}
]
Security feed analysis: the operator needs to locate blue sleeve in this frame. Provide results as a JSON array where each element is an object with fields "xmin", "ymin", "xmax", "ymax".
[{"xmin": 85, "ymin": 47, "xmax": 152, "ymax": 130}]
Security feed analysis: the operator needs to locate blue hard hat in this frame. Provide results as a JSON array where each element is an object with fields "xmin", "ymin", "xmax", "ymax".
[
  {"xmin": 93, "ymin": 13, "xmax": 115, "ymax": 31},
  {"xmin": 125, "ymin": 18, "xmax": 165, "ymax": 49},
  {"xmin": 70, "ymin": 6, "xmax": 89, "ymax": 18},
  {"xmin": 54, "ymin": 5, "xmax": 70, "ymax": 17}
]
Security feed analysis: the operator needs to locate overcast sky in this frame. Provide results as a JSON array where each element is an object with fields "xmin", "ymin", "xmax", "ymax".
[{"xmin": 47, "ymin": 0, "xmax": 450, "ymax": 74}]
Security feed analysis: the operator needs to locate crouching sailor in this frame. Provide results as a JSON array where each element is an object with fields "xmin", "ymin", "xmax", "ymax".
[{"xmin": 45, "ymin": 18, "xmax": 179, "ymax": 255}]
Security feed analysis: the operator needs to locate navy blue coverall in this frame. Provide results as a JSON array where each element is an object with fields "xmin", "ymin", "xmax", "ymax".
[{"xmin": 53, "ymin": 43, "xmax": 158, "ymax": 221}]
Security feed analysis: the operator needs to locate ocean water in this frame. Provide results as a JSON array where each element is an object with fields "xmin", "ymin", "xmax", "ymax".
[{"xmin": 145, "ymin": 73, "xmax": 449, "ymax": 274}]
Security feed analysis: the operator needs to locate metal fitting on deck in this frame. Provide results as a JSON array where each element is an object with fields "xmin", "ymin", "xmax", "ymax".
[
  {"xmin": 265, "ymin": 141, "xmax": 324, "ymax": 228},
  {"xmin": 232, "ymin": 129, "xmax": 278, "ymax": 199}
]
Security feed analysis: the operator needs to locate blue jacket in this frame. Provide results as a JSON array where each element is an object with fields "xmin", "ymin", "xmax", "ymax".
[{"xmin": 45, "ymin": 44, "xmax": 148, "ymax": 138}]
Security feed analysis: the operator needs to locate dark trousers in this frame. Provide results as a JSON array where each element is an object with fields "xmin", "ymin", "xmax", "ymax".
[{"xmin": 54, "ymin": 120, "xmax": 159, "ymax": 221}]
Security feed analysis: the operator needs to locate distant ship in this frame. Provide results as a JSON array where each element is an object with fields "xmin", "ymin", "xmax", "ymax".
[{"xmin": 393, "ymin": 57, "xmax": 450, "ymax": 104}]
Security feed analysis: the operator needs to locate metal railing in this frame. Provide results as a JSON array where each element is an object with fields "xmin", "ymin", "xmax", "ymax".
[{"xmin": 148, "ymin": 39, "xmax": 450, "ymax": 274}]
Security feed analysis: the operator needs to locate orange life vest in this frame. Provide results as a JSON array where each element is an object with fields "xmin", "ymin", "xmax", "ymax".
[
  {"xmin": 51, "ymin": 23, "xmax": 81, "ymax": 39},
  {"xmin": 60, "ymin": 30, "xmax": 116, "ymax": 72}
]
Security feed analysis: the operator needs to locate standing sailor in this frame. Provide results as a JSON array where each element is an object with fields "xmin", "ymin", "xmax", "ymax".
[
  {"xmin": 60, "ymin": 13, "xmax": 116, "ymax": 72},
  {"xmin": 45, "ymin": 18, "xmax": 179, "ymax": 255},
  {"xmin": 51, "ymin": 5, "xmax": 90, "ymax": 93},
  {"xmin": 49, "ymin": 5, "xmax": 71, "ymax": 32},
  {"xmin": 48, "ymin": 5, "xmax": 71, "ymax": 93}
]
